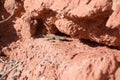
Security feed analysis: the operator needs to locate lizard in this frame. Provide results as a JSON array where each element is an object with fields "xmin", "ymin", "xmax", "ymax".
[{"xmin": 43, "ymin": 34, "xmax": 69, "ymax": 41}]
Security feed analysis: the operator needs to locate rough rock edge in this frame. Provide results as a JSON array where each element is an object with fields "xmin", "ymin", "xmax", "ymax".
[{"xmin": 16, "ymin": 0, "xmax": 120, "ymax": 47}]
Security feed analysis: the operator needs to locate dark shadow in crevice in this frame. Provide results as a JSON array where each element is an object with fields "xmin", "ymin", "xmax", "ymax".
[
  {"xmin": 0, "ymin": 24, "xmax": 19, "ymax": 55},
  {"xmin": 0, "ymin": 1, "xmax": 22, "ymax": 56},
  {"xmin": 0, "ymin": 51, "xmax": 6, "ymax": 57},
  {"xmin": 80, "ymin": 39, "xmax": 104, "ymax": 47},
  {"xmin": 32, "ymin": 18, "xmax": 47, "ymax": 38},
  {"xmin": 80, "ymin": 39, "xmax": 120, "ymax": 50},
  {"xmin": 55, "ymin": 31, "xmax": 70, "ymax": 37},
  {"xmin": 107, "ymin": 46, "xmax": 120, "ymax": 50},
  {"xmin": 32, "ymin": 9, "xmax": 57, "ymax": 38}
]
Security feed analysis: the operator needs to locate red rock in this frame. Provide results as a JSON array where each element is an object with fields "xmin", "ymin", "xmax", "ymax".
[
  {"xmin": 60, "ymin": 54, "xmax": 117, "ymax": 80},
  {"xmin": 22, "ymin": 0, "xmax": 120, "ymax": 47},
  {"xmin": 0, "ymin": 0, "xmax": 120, "ymax": 80}
]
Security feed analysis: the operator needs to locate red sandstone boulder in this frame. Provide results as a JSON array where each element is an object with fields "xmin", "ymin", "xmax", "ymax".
[{"xmin": 22, "ymin": 0, "xmax": 120, "ymax": 47}]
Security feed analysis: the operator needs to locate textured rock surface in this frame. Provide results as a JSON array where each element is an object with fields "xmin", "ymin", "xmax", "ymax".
[
  {"xmin": 1, "ymin": 38, "xmax": 119, "ymax": 80},
  {"xmin": 0, "ymin": 0, "xmax": 120, "ymax": 80},
  {"xmin": 60, "ymin": 54, "xmax": 117, "ymax": 80},
  {"xmin": 20, "ymin": 0, "xmax": 120, "ymax": 47}
]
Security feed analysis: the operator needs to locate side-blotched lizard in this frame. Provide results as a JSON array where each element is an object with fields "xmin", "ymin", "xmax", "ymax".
[{"xmin": 43, "ymin": 35, "xmax": 68, "ymax": 41}]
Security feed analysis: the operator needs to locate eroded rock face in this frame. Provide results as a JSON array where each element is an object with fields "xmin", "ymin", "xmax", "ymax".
[
  {"xmin": 1, "ymin": 0, "xmax": 120, "ymax": 47},
  {"xmin": 16, "ymin": 0, "xmax": 119, "ymax": 47},
  {"xmin": 1, "ymin": 0, "xmax": 120, "ymax": 80}
]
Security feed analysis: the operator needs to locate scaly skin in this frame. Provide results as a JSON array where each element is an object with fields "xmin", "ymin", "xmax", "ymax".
[{"xmin": 43, "ymin": 34, "xmax": 68, "ymax": 41}]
